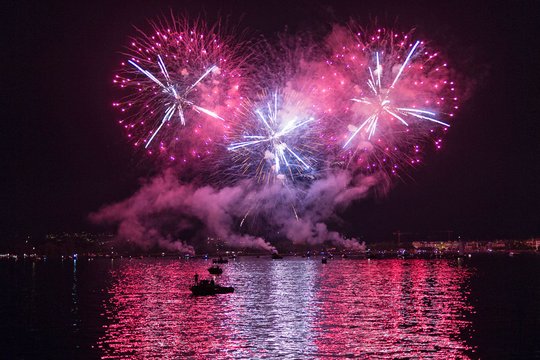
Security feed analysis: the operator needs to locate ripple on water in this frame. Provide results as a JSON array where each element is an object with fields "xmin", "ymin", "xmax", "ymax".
[{"xmin": 97, "ymin": 258, "xmax": 475, "ymax": 359}]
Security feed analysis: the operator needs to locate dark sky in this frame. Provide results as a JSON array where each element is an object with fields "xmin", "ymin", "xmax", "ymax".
[{"xmin": 2, "ymin": 0, "xmax": 539, "ymax": 240}]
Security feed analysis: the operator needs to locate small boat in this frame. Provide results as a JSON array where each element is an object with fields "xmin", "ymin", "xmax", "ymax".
[
  {"xmin": 190, "ymin": 279, "xmax": 234, "ymax": 296},
  {"xmin": 321, "ymin": 257, "xmax": 327, "ymax": 264},
  {"xmin": 271, "ymin": 253, "xmax": 283, "ymax": 259},
  {"xmin": 212, "ymin": 257, "xmax": 228, "ymax": 264},
  {"xmin": 208, "ymin": 265, "xmax": 223, "ymax": 275}
]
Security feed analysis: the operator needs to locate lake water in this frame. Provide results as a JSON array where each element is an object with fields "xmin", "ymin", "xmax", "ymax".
[{"xmin": 1, "ymin": 256, "xmax": 538, "ymax": 359}]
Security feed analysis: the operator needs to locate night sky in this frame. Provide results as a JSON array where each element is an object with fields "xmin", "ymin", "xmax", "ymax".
[{"xmin": 2, "ymin": 0, "xmax": 539, "ymax": 241}]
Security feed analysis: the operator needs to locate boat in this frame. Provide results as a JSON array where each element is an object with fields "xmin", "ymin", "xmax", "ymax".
[
  {"xmin": 271, "ymin": 253, "xmax": 283, "ymax": 259},
  {"xmin": 212, "ymin": 257, "xmax": 228, "ymax": 264},
  {"xmin": 321, "ymin": 257, "xmax": 327, "ymax": 264},
  {"xmin": 190, "ymin": 279, "xmax": 234, "ymax": 296},
  {"xmin": 208, "ymin": 265, "xmax": 223, "ymax": 275}
]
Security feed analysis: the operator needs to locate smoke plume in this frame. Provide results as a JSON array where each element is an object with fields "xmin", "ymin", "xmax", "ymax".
[{"xmin": 90, "ymin": 169, "xmax": 379, "ymax": 253}]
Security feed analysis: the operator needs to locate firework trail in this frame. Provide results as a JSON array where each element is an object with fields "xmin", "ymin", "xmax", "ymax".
[
  {"xmin": 222, "ymin": 34, "xmax": 326, "ymax": 229},
  {"xmin": 224, "ymin": 86, "xmax": 323, "ymax": 230},
  {"xmin": 113, "ymin": 17, "xmax": 249, "ymax": 163}
]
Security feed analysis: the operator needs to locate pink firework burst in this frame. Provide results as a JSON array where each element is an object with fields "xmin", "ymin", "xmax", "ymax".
[
  {"xmin": 113, "ymin": 16, "xmax": 249, "ymax": 164},
  {"xmin": 319, "ymin": 26, "xmax": 459, "ymax": 176}
]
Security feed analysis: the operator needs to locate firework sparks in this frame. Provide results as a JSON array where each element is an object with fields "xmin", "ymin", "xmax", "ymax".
[
  {"xmin": 227, "ymin": 90, "xmax": 316, "ymax": 184},
  {"xmin": 106, "ymin": 18, "xmax": 468, "ymax": 252},
  {"xmin": 128, "ymin": 57, "xmax": 223, "ymax": 148},
  {"xmin": 312, "ymin": 26, "xmax": 459, "ymax": 175},
  {"xmin": 114, "ymin": 19, "xmax": 461, "ymax": 181},
  {"xmin": 344, "ymin": 39, "xmax": 450, "ymax": 147},
  {"xmin": 113, "ymin": 17, "xmax": 247, "ymax": 161}
]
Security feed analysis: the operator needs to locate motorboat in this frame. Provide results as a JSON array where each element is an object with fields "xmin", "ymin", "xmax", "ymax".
[
  {"xmin": 271, "ymin": 253, "xmax": 283, "ymax": 259},
  {"xmin": 190, "ymin": 280, "xmax": 234, "ymax": 296},
  {"xmin": 208, "ymin": 265, "xmax": 223, "ymax": 275}
]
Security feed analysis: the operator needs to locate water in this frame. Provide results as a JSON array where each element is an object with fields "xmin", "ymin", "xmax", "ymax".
[{"xmin": 1, "ymin": 256, "xmax": 539, "ymax": 359}]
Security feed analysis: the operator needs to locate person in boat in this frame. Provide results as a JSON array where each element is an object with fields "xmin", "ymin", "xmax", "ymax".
[
  {"xmin": 210, "ymin": 279, "xmax": 215, "ymax": 286},
  {"xmin": 194, "ymin": 273, "xmax": 199, "ymax": 285}
]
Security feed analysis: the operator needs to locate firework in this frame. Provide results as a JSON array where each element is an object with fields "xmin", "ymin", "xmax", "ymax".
[
  {"xmin": 113, "ymin": 17, "xmax": 248, "ymax": 162},
  {"xmin": 227, "ymin": 89, "xmax": 318, "ymax": 185},
  {"xmin": 344, "ymin": 37, "xmax": 450, "ymax": 144},
  {"xmin": 113, "ymin": 18, "xmax": 462, "ymax": 182},
  {"xmin": 106, "ymin": 18, "xmax": 468, "ymax": 252},
  {"xmin": 320, "ymin": 26, "xmax": 459, "ymax": 175}
]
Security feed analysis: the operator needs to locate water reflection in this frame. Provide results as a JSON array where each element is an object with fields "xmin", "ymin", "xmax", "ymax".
[
  {"xmin": 222, "ymin": 260, "xmax": 318, "ymax": 357},
  {"xmin": 98, "ymin": 258, "xmax": 474, "ymax": 358},
  {"xmin": 313, "ymin": 260, "xmax": 474, "ymax": 358}
]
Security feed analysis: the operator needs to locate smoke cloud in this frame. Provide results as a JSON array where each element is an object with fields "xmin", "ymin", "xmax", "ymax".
[{"xmin": 90, "ymin": 169, "xmax": 379, "ymax": 253}]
